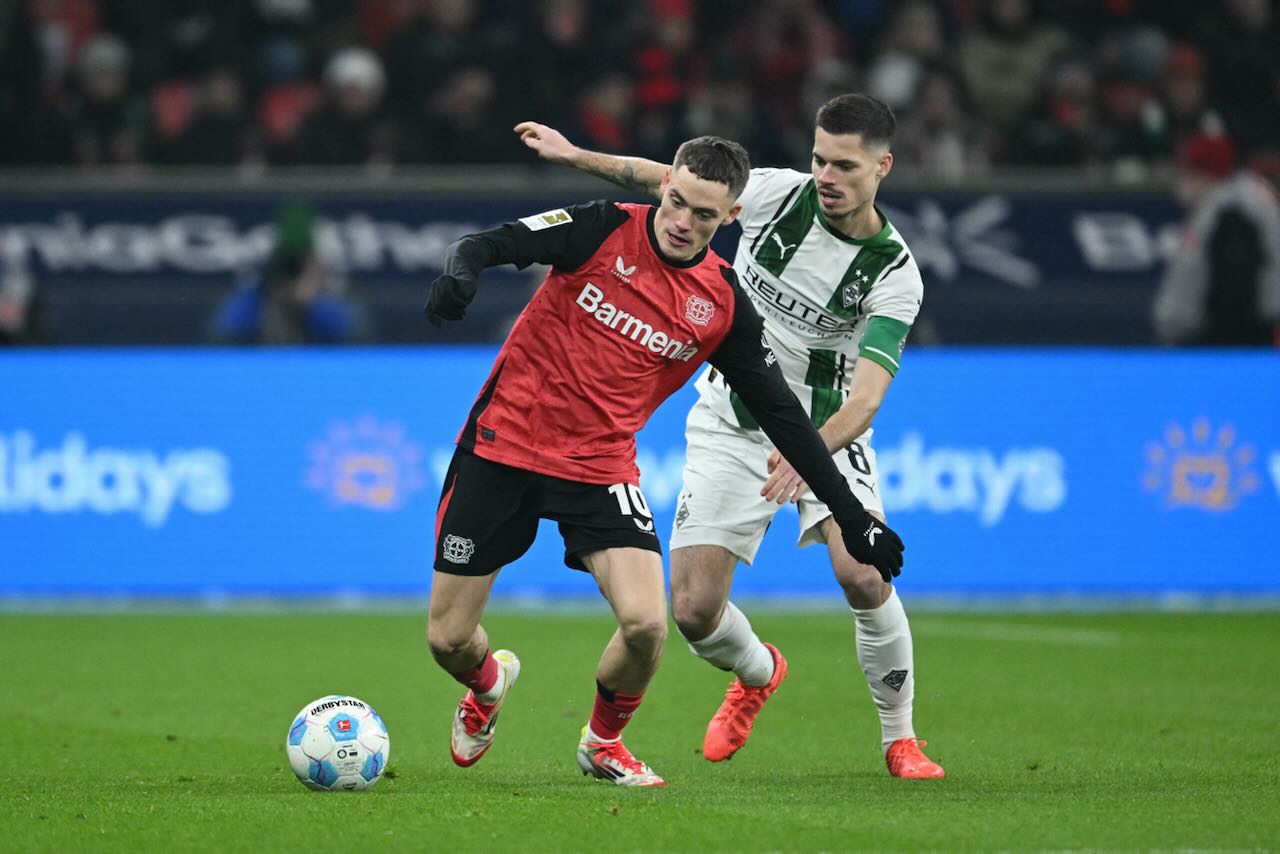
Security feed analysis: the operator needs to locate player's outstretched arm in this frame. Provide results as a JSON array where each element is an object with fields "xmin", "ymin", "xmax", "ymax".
[
  {"xmin": 762, "ymin": 357, "xmax": 893, "ymax": 503},
  {"xmin": 427, "ymin": 201, "xmax": 622, "ymax": 326},
  {"xmin": 514, "ymin": 121, "xmax": 667, "ymax": 199}
]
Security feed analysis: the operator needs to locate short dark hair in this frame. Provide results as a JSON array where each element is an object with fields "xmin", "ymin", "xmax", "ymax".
[
  {"xmin": 816, "ymin": 94, "xmax": 896, "ymax": 148},
  {"xmin": 672, "ymin": 136, "xmax": 751, "ymax": 198}
]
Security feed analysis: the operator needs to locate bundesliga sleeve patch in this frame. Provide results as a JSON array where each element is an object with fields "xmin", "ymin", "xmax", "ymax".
[{"xmin": 519, "ymin": 208, "xmax": 573, "ymax": 231}]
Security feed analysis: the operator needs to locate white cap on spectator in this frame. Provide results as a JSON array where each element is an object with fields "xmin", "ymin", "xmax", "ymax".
[
  {"xmin": 79, "ymin": 34, "xmax": 130, "ymax": 78},
  {"xmin": 867, "ymin": 54, "xmax": 920, "ymax": 110},
  {"xmin": 325, "ymin": 48, "xmax": 385, "ymax": 98}
]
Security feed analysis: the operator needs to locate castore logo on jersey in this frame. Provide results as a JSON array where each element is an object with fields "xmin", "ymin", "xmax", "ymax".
[{"xmin": 613, "ymin": 256, "xmax": 637, "ymax": 282}]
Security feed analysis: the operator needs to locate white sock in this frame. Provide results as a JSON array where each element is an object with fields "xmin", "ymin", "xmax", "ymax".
[
  {"xmin": 685, "ymin": 601, "xmax": 775, "ymax": 686},
  {"xmin": 852, "ymin": 589, "xmax": 916, "ymax": 750}
]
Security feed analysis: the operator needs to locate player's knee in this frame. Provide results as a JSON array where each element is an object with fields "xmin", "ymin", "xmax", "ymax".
[
  {"xmin": 838, "ymin": 561, "xmax": 889, "ymax": 609},
  {"xmin": 618, "ymin": 612, "xmax": 668, "ymax": 654},
  {"xmin": 426, "ymin": 621, "xmax": 470, "ymax": 662},
  {"xmin": 671, "ymin": 593, "xmax": 719, "ymax": 641}
]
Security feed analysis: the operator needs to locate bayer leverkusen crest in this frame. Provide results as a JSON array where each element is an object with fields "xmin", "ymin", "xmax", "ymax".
[{"xmin": 685, "ymin": 295, "xmax": 715, "ymax": 326}]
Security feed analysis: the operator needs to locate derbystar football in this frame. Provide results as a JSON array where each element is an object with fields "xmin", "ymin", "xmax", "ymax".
[{"xmin": 286, "ymin": 695, "xmax": 390, "ymax": 791}]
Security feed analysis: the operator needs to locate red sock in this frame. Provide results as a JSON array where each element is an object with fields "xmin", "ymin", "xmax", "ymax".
[
  {"xmin": 589, "ymin": 681, "xmax": 643, "ymax": 741},
  {"xmin": 451, "ymin": 650, "xmax": 498, "ymax": 698}
]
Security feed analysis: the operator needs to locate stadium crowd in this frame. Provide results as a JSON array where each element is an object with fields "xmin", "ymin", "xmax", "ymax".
[{"xmin": 1, "ymin": 0, "xmax": 1277, "ymax": 181}]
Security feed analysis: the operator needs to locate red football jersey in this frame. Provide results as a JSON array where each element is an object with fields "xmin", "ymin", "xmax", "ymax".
[{"xmin": 458, "ymin": 203, "xmax": 737, "ymax": 483}]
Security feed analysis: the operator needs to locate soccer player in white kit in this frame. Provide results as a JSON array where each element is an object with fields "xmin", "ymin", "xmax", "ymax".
[{"xmin": 515, "ymin": 94, "xmax": 943, "ymax": 778}]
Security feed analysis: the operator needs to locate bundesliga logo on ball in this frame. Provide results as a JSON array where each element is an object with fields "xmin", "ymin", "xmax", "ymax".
[{"xmin": 286, "ymin": 695, "xmax": 390, "ymax": 791}]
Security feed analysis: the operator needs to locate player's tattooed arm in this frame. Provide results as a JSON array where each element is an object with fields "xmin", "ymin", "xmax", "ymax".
[
  {"xmin": 576, "ymin": 151, "xmax": 666, "ymax": 198},
  {"xmin": 515, "ymin": 121, "xmax": 665, "ymax": 199}
]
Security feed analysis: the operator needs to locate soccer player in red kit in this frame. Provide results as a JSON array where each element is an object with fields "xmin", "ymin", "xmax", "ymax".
[{"xmin": 424, "ymin": 136, "xmax": 904, "ymax": 787}]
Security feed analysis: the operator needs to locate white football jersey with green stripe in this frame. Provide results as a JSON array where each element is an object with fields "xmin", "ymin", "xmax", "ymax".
[{"xmin": 697, "ymin": 167, "xmax": 923, "ymax": 430}]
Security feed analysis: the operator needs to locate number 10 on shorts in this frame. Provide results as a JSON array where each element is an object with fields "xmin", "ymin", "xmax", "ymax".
[{"xmin": 608, "ymin": 483, "xmax": 655, "ymax": 532}]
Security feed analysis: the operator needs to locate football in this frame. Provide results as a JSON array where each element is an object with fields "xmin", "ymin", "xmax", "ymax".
[{"xmin": 286, "ymin": 695, "xmax": 390, "ymax": 791}]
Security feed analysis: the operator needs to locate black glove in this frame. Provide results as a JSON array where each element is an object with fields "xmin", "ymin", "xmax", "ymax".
[
  {"xmin": 838, "ymin": 510, "xmax": 905, "ymax": 583},
  {"xmin": 425, "ymin": 273, "xmax": 477, "ymax": 326}
]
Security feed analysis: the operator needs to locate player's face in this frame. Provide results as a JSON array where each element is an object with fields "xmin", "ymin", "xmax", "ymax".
[
  {"xmin": 654, "ymin": 166, "xmax": 742, "ymax": 261},
  {"xmin": 811, "ymin": 128, "xmax": 892, "ymax": 222}
]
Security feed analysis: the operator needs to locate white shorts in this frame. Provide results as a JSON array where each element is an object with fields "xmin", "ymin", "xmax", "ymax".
[{"xmin": 669, "ymin": 397, "xmax": 883, "ymax": 564}]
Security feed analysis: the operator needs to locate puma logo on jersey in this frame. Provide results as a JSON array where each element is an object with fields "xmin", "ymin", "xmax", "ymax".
[
  {"xmin": 770, "ymin": 233, "xmax": 798, "ymax": 258},
  {"xmin": 576, "ymin": 283, "xmax": 699, "ymax": 361},
  {"xmin": 613, "ymin": 256, "xmax": 637, "ymax": 281}
]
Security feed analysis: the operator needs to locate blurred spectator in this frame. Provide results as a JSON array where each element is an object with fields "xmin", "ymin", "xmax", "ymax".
[
  {"xmin": 304, "ymin": 0, "xmax": 365, "ymax": 70},
  {"xmin": 733, "ymin": 0, "xmax": 844, "ymax": 137},
  {"xmin": 570, "ymin": 73, "xmax": 636, "ymax": 154},
  {"xmin": 211, "ymin": 202, "xmax": 366, "ymax": 345},
  {"xmin": 686, "ymin": 71, "xmax": 790, "ymax": 167},
  {"xmin": 863, "ymin": 0, "xmax": 947, "ymax": 113},
  {"xmin": 516, "ymin": 0, "xmax": 601, "ymax": 127},
  {"xmin": 359, "ymin": 0, "xmax": 424, "ymax": 52},
  {"xmin": 1193, "ymin": 0, "xmax": 1280, "ymax": 159},
  {"xmin": 160, "ymin": 67, "xmax": 259, "ymax": 165},
  {"xmin": 24, "ymin": 0, "xmax": 99, "ymax": 93},
  {"xmin": 1044, "ymin": 0, "xmax": 1178, "ymax": 45},
  {"xmin": 245, "ymin": 0, "xmax": 320, "ymax": 95},
  {"xmin": 1141, "ymin": 44, "xmax": 1225, "ymax": 174},
  {"xmin": 790, "ymin": 57, "xmax": 862, "ymax": 161},
  {"xmin": 630, "ymin": 0, "xmax": 700, "ymax": 161},
  {"xmin": 383, "ymin": 0, "xmax": 513, "ymax": 119},
  {"xmin": 1011, "ymin": 54, "xmax": 1104, "ymax": 169},
  {"xmin": 800, "ymin": 56, "xmax": 861, "ymax": 121},
  {"xmin": 100, "ymin": 1, "xmax": 246, "ymax": 92},
  {"xmin": 1092, "ymin": 33, "xmax": 1163, "ymax": 181},
  {"xmin": 1153, "ymin": 133, "xmax": 1280, "ymax": 346},
  {"xmin": 957, "ymin": 0, "xmax": 1073, "ymax": 132},
  {"xmin": 61, "ymin": 33, "xmax": 151, "ymax": 167},
  {"xmin": 406, "ymin": 66, "xmax": 518, "ymax": 163},
  {"xmin": 0, "ymin": 0, "xmax": 45, "ymax": 163},
  {"xmin": 288, "ymin": 47, "xmax": 395, "ymax": 166},
  {"xmin": 0, "ymin": 245, "xmax": 47, "ymax": 345},
  {"xmin": 894, "ymin": 66, "xmax": 992, "ymax": 181},
  {"xmin": 825, "ymin": 0, "xmax": 893, "ymax": 58}
]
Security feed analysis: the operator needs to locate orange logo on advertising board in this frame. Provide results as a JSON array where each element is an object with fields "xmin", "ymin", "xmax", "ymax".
[
  {"xmin": 1142, "ymin": 418, "xmax": 1260, "ymax": 511},
  {"xmin": 305, "ymin": 416, "xmax": 426, "ymax": 510}
]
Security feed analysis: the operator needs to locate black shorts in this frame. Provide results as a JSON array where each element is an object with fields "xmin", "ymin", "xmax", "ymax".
[{"xmin": 433, "ymin": 447, "xmax": 661, "ymax": 575}]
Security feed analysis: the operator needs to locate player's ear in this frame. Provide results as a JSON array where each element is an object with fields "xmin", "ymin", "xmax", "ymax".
[
  {"xmin": 721, "ymin": 202, "xmax": 743, "ymax": 226},
  {"xmin": 659, "ymin": 167, "xmax": 672, "ymax": 196},
  {"xmin": 877, "ymin": 150, "xmax": 893, "ymax": 180}
]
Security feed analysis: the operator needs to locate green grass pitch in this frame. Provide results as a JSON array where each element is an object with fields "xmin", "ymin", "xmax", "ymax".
[{"xmin": 3, "ymin": 610, "xmax": 1277, "ymax": 852}]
